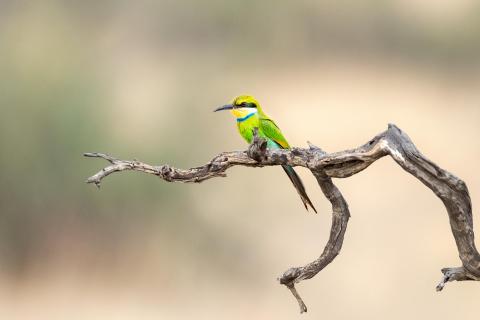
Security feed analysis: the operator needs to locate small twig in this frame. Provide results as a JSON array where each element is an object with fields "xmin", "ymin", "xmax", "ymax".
[
  {"xmin": 287, "ymin": 284, "xmax": 307, "ymax": 313},
  {"xmin": 436, "ymin": 267, "xmax": 480, "ymax": 291}
]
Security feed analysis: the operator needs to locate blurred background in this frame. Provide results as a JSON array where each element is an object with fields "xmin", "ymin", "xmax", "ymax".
[{"xmin": 1, "ymin": 0, "xmax": 479, "ymax": 319}]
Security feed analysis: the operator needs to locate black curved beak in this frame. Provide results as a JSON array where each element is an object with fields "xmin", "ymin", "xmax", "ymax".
[{"xmin": 214, "ymin": 104, "xmax": 234, "ymax": 112}]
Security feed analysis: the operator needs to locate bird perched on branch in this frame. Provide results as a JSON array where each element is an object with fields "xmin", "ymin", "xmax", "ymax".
[{"xmin": 214, "ymin": 95, "xmax": 316, "ymax": 213}]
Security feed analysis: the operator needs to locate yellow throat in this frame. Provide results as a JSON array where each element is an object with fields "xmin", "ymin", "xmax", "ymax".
[{"xmin": 231, "ymin": 108, "xmax": 251, "ymax": 118}]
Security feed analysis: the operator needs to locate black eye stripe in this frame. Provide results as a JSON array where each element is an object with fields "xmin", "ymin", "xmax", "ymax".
[{"xmin": 235, "ymin": 101, "xmax": 257, "ymax": 108}]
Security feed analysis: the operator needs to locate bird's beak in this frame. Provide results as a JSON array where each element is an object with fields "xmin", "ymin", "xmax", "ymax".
[{"xmin": 214, "ymin": 104, "xmax": 234, "ymax": 112}]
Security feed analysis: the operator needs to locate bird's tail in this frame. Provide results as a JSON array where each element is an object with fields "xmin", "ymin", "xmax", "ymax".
[{"xmin": 281, "ymin": 165, "xmax": 317, "ymax": 213}]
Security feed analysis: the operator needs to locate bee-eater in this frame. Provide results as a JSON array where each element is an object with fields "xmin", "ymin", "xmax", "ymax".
[{"xmin": 214, "ymin": 95, "xmax": 317, "ymax": 213}]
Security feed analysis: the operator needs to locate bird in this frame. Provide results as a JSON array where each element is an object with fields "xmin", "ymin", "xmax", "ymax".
[{"xmin": 214, "ymin": 95, "xmax": 317, "ymax": 213}]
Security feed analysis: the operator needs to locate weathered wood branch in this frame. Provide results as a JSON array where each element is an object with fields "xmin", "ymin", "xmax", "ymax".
[{"xmin": 84, "ymin": 124, "xmax": 479, "ymax": 313}]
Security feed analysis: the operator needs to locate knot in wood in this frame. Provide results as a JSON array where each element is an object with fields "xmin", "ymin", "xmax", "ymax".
[
  {"xmin": 159, "ymin": 165, "xmax": 173, "ymax": 181},
  {"xmin": 279, "ymin": 267, "xmax": 302, "ymax": 285}
]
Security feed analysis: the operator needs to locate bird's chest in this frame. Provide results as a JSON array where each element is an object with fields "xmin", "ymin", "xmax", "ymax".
[{"xmin": 236, "ymin": 116, "xmax": 260, "ymax": 144}]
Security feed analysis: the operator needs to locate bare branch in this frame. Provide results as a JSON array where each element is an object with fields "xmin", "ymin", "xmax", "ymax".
[{"xmin": 85, "ymin": 124, "xmax": 480, "ymax": 313}]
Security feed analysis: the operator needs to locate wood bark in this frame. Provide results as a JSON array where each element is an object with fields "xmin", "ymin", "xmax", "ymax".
[{"xmin": 85, "ymin": 124, "xmax": 480, "ymax": 313}]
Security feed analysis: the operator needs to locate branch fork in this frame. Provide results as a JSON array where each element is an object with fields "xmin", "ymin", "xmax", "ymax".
[{"xmin": 85, "ymin": 124, "xmax": 479, "ymax": 313}]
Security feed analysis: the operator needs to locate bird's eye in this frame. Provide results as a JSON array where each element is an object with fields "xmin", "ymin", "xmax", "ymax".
[{"xmin": 240, "ymin": 102, "xmax": 247, "ymax": 107}]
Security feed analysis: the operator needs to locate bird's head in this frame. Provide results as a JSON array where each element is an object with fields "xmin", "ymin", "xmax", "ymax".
[{"xmin": 214, "ymin": 95, "xmax": 262, "ymax": 119}]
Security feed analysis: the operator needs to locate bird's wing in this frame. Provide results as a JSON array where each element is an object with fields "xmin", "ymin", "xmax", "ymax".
[{"xmin": 259, "ymin": 117, "xmax": 290, "ymax": 149}]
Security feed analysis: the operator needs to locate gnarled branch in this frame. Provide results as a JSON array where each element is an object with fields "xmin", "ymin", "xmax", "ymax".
[{"xmin": 84, "ymin": 124, "xmax": 480, "ymax": 313}]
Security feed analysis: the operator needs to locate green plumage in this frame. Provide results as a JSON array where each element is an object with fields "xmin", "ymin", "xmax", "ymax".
[{"xmin": 219, "ymin": 95, "xmax": 316, "ymax": 213}]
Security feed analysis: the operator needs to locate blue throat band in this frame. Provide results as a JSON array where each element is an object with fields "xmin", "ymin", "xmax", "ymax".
[{"xmin": 236, "ymin": 112, "xmax": 256, "ymax": 122}]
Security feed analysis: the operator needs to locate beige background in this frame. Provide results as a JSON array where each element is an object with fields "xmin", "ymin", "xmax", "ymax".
[{"xmin": 1, "ymin": 1, "xmax": 479, "ymax": 319}]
